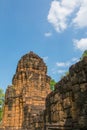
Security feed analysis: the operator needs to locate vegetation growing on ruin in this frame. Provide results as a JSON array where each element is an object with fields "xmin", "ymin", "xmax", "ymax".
[
  {"xmin": 80, "ymin": 50, "xmax": 87, "ymax": 60},
  {"xmin": 50, "ymin": 79, "xmax": 56, "ymax": 91},
  {"xmin": 0, "ymin": 88, "xmax": 5, "ymax": 122}
]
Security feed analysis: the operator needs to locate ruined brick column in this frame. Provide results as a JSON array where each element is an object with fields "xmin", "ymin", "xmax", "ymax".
[{"xmin": 2, "ymin": 51, "xmax": 51, "ymax": 130}]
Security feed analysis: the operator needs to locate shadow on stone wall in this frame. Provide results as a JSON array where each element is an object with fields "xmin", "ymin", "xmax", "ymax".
[{"xmin": 45, "ymin": 57, "xmax": 87, "ymax": 130}]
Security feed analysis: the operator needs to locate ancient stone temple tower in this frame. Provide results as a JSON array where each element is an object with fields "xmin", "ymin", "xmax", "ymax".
[{"xmin": 2, "ymin": 51, "xmax": 51, "ymax": 130}]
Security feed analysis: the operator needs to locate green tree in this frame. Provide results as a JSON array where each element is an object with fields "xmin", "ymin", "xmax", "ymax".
[
  {"xmin": 0, "ymin": 88, "xmax": 5, "ymax": 122},
  {"xmin": 80, "ymin": 50, "xmax": 87, "ymax": 60},
  {"xmin": 50, "ymin": 79, "xmax": 56, "ymax": 91}
]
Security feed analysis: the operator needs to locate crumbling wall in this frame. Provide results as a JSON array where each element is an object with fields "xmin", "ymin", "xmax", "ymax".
[
  {"xmin": 45, "ymin": 57, "xmax": 87, "ymax": 130},
  {"xmin": 2, "ymin": 52, "xmax": 87, "ymax": 130}
]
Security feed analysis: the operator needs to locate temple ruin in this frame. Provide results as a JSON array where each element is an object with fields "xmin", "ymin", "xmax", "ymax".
[
  {"xmin": 1, "ymin": 51, "xmax": 51, "ymax": 130},
  {"xmin": 45, "ymin": 57, "xmax": 87, "ymax": 130},
  {"xmin": 1, "ymin": 52, "xmax": 87, "ymax": 130}
]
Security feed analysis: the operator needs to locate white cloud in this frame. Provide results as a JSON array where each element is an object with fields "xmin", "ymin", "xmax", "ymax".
[
  {"xmin": 47, "ymin": 0, "xmax": 87, "ymax": 32},
  {"xmin": 51, "ymin": 68, "xmax": 66, "ymax": 74},
  {"xmin": 43, "ymin": 56, "xmax": 48, "ymax": 62},
  {"xmin": 48, "ymin": 0, "xmax": 70, "ymax": 32},
  {"xmin": 44, "ymin": 32, "xmax": 52, "ymax": 37},
  {"xmin": 56, "ymin": 57, "xmax": 79, "ymax": 68},
  {"xmin": 52, "ymin": 56, "xmax": 79, "ymax": 76},
  {"xmin": 56, "ymin": 61, "xmax": 70, "ymax": 67},
  {"xmin": 71, "ymin": 57, "xmax": 79, "ymax": 62},
  {"xmin": 74, "ymin": 38, "xmax": 87, "ymax": 51},
  {"xmin": 57, "ymin": 69, "xmax": 66, "ymax": 74},
  {"xmin": 73, "ymin": 0, "xmax": 87, "ymax": 28}
]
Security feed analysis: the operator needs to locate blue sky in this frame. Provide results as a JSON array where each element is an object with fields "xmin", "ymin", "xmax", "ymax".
[{"xmin": 0, "ymin": 0, "xmax": 87, "ymax": 91}]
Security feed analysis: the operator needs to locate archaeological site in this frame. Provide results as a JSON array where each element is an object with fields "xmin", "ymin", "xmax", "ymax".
[{"xmin": 0, "ymin": 51, "xmax": 87, "ymax": 130}]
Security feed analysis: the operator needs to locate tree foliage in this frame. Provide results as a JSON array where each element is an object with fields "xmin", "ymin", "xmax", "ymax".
[
  {"xmin": 80, "ymin": 50, "xmax": 87, "ymax": 60},
  {"xmin": 50, "ymin": 79, "xmax": 56, "ymax": 91},
  {"xmin": 0, "ymin": 88, "xmax": 5, "ymax": 122}
]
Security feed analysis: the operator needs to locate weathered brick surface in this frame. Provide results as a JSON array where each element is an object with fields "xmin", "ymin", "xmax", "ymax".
[
  {"xmin": 1, "ymin": 51, "xmax": 51, "ymax": 130},
  {"xmin": 45, "ymin": 57, "xmax": 87, "ymax": 130},
  {"xmin": 1, "ymin": 52, "xmax": 87, "ymax": 130}
]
